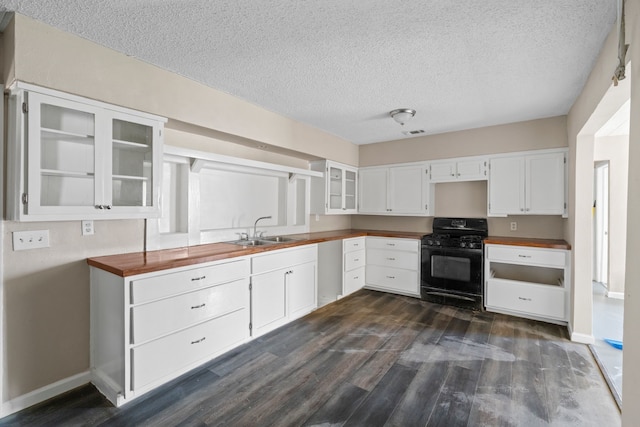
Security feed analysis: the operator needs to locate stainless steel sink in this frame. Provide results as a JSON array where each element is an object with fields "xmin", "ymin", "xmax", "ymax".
[
  {"xmin": 227, "ymin": 239, "xmax": 274, "ymax": 246},
  {"xmin": 226, "ymin": 236, "xmax": 299, "ymax": 246},
  {"xmin": 260, "ymin": 236, "xmax": 299, "ymax": 243}
]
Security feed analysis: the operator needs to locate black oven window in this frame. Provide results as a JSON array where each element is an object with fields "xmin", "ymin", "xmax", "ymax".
[{"xmin": 431, "ymin": 255, "xmax": 471, "ymax": 282}]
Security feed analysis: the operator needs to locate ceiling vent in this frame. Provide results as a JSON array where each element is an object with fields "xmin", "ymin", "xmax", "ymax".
[{"xmin": 402, "ymin": 129, "xmax": 426, "ymax": 136}]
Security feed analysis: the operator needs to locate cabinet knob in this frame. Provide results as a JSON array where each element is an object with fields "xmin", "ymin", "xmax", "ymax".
[
  {"xmin": 520, "ymin": 208, "xmax": 524, "ymax": 212},
  {"xmin": 95, "ymin": 205, "xmax": 104, "ymax": 210}
]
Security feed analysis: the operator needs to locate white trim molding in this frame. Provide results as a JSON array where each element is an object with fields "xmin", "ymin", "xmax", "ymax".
[
  {"xmin": 606, "ymin": 291, "xmax": 625, "ymax": 300},
  {"xmin": 568, "ymin": 323, "xmax": 596, "ymax": 344},
  {"xmin": 1, "ymin": 371, "xmax": 90, "ymax": 418}
]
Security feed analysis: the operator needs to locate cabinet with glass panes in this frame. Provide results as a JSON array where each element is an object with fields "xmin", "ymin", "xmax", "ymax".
[{"xmin": 6, "ymin": 82, "xmax": 166, "ymax": 221}]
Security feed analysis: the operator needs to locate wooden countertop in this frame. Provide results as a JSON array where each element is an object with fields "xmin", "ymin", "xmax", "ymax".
[
  {"xmin": 87, "ymin": 229, "xmax": 424, "ymax": 277},
  {"xmin": 484, "ymin": 236, "xmax": 571, "ymax": 250}
]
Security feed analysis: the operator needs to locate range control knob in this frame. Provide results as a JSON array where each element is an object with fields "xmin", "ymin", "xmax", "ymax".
[{"xmin": 460, "ymin": 242, "xmax": 467, "ymax": 248}]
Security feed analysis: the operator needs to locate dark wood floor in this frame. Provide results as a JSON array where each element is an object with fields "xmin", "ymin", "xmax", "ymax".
[{"xmin": 0, "ymin": 290, "xmax": 620, "ymax": 426}]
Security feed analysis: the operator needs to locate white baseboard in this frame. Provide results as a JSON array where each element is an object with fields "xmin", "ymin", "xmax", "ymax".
[
  {"xmin": 568, "ymin": 323, "xmax": 595, "ymax": 344},
  {"xmin": 606, "ymin": 291, "xmax": 625, "ymax": 300},
  {"xmin": 1, "ymin": 371, "xmax": 90, "ymax": 418}
]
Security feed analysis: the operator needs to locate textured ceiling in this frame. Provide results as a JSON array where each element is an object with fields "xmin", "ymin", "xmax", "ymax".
[{"xmin": 0, "ymin": 1, "xmax": 617, "ymax": 144}]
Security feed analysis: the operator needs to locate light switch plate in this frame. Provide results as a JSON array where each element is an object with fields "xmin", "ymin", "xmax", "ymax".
[{"xmin": 12, "ymin": 230, "xmax": 50, "ymax": 251}]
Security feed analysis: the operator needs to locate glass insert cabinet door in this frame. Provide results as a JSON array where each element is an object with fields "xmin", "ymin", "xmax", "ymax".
[
  {"xmin": 328, "ymin": 166, "xmax": 344, "ymax": 210},
  {"xmin": 109, "ymin": 113, "xmax": 156, "ymax": 209},
  {"xmin": 25, "ymin": 91, "xmax": 161, "ymax": 217},
  {"xmin": 27, "ymin": 92, "xmax": 103, "ymax": 215}
]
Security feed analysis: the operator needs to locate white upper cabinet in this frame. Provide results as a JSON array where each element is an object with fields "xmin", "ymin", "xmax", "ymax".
[
  {"xmin": 310, "ymin": 160, "xmax": 358, "ymax": 214},
  {"xmin": 359, "ymin": 163, "xmax": 432, "ymax": 216},
  {"xmin": 488, "ymin": 149, "xmax": 567, "ymax": 217},
  {"xmin": 7, "ymin": 83, "xmax": 166, "ymax": 221},
  {"xmin": 429, "ymin": 157, "xmax": 487, "ymax": 183}
]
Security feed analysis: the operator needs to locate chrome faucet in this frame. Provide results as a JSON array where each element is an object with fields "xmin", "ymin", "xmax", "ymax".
[{"xmin": 253, "ymin": 216, "xmax": 272, "ymax": 239}]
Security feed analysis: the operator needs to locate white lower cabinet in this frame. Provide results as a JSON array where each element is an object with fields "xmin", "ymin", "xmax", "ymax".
[
  {"xmin": 342, "ymin": 237, "xmax": 366, "ymax": 297},
  {"xmin": 251, "ymin": 245, "xmax": 318, "ymax": 337},
  {"xmin": 364, "ymin": 237, "xmax": 420, "ymax": 297},
  {"xmin": 90, "ymin": 258, "xmax": 251, "ymax": 407},
  {"xmin": 484, "ymin": 244, "xmax": 571, "ymax": 323}
]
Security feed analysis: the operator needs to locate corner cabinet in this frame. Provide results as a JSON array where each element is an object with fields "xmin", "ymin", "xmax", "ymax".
[
  {"xmin": 358, "ymin": 163, "xmax": 433, "ymax": 216},
  {"xmin": 310, "ymin": 160, "xmax": 358, "ymax": 214},
  {"xmin": 6, "ymin": 82, "xmax": 167, "ymax": 221},
  {"xmin": 488, "ymin": 149, "xmax": 567, "ymax": 217}
]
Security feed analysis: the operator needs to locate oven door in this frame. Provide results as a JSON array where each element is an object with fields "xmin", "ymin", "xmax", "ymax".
[{"xmin": 420, "ymin": 245, "xmax": 483, "ymax": 298}]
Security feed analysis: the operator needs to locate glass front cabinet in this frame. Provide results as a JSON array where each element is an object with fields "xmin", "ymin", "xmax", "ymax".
[{"xmin": 7, "ymin": 83, "xmax": 166, "ymax": 221}]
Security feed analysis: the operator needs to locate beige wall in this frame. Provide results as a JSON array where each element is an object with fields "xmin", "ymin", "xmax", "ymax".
[
  {"xmin": 594, "ymin": 135, "xmax": 629, "ymax": 295},
  {"xmin": 623, "ymin": 0, "xmax": 640, "ymax": 423},
  {"xmin": 566, "ymin": 23, "xmax": 623, "ymax": 341},
  {"xmin": 2, "ymin": 220, "xmax": 143, "ymax": 400},
  {"xmin": 359, "ymin": 116, "xmax": 567, "ymax": 166},
  {"xmin": 355, "ymin": 117, "xmax": 567, "ymax": 239}
]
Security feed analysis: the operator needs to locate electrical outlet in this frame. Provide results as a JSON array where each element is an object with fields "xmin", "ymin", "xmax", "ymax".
[
  {"xmin": 82, "ymin": 220, "xmax": 95, "ymax": 236},
  {"xmin": 510, "ymin": 222, "xmax": 517, "ymax": 231},
  {"xmin": 12, "ymin": 230, "xmax": 50, "ymax": 251}
]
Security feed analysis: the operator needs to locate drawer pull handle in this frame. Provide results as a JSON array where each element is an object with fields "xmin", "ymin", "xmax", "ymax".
[
  {"xmin": 518, "ymin": 297, "xmax": 532, "ymax": 301},
  {"xmin": 354, "ymin": 258, "xmax": 360, "ymax": 262},
  {"xmin": 386, "ymin": 276, "xmax": 395, "ymax": 279},
  {"xmin": 191, "ymin": 303, "xmax": 206, "ymax": 309},
  {"xmin": 518, "ymin": 255, "xmax": 532, "ymax": 258},
  {"xmin": 387, "ymin": 257, "xmax": 396, "ymax": 261},
  {"xmin": 353, "ymin": 244, "xmax": 359, "ymax": 246},
  {"xmin": 191, "ymin": 276, "xmax": 206, "ymax": 281},
  {"xmin": 353, "ymin": 276, "xmax": 359, "ymax": 279},
  {"xmin": 387, "ymin": 243, "xmax": 396, "ymax": 246},
  {"xmin": 191, "ymin": 337, "xmax": 206, "ymax": 344}
]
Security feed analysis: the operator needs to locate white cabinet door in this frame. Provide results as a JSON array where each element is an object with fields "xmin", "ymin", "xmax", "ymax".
[
  {"xmin": 310, "ymin": 161, "xmax": 358, "ymax": 214},
  {"xmin": 251, "ymin": 269, "xmax": 287, "ymax": 336},
  {"xmin": 488, "ymin": 156, "xmax": 525, "ymax": 215},
  {"xmin": 358, "ymin": 167, "xmax": 388, "ymax": 213},
  {"xmin": 457, "ymin": 159, "xmax": 487, "ymax": 181},
  {"xmin": 388, "ymin": 165, "xmax": 427, "ymax": 215},
  {"xmin": 526, "ymin": 152, "xmax": 565, "ymax": 215},
  {"xmin": 429, "ymin": 161, "xmax": 457, "ymax": 182},
  {"xmin": 27, "ymin": 92, "xmax": 104, "ymax": 216},
  {"xmin": 288, "ymin": 261, "xmax": 317, "ymax": 320}
]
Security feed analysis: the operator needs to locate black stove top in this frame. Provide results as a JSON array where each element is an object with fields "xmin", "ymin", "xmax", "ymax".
[{"xmin": 422, "ymin": 218, "xmax": 488, "ymax": 249}]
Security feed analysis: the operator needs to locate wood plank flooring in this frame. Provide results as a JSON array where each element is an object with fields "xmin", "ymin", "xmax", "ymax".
[{"xmin": 0, "ymin": 290, "xmax": 620, "ymax": 426}]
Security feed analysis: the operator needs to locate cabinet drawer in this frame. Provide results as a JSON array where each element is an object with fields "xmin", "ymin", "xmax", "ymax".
[
  {"xmin": 131, "ymin": 308, "xmax": 249, "ymax": 391},
  {"xmin": 486, "ymin": 279, "xmax": 565, "ymax": 320},
  {"xmin": 366, "ymin": 237, "xmax": 419, "ymax": 253},
  {"xmin": 367, "ymin": 249, "xmax": 418, "ymax": 270},
  {"xmin": 131, "ymin": 259, "xmax": 249, "ymax": 304},
  {"xmin": 252, "ymin": 245, "xmax": 317, "ymax": 274},
  {"xmin": 343, "ymin": 267, "xmax": 365, "ymax": 296},
  {"xmin": 486, "ymin": 245, "xmax": 565, "ymax": 267},
  {"xmin": 131, "ymin": 278, "xmax": 249, "ymax": 344},
  {"xmin": 343, "ymin": 237, "xmax": 365, "ymax": 252},
  {"xmin": 344, "ymin": 249, "xmax": 365, "ymax": 271},
  {"xmin": 365, "ymin": 265, "xmax": 418, "ymax": 295}
]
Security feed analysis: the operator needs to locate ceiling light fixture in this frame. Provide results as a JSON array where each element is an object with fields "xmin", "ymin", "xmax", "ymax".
[{"xmin": 390, "ymin": 109, "xmax": 416, "ymax": 126}]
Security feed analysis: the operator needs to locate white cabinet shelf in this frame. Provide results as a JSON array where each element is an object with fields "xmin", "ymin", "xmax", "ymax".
[
  {"xmin": 6, "ymin": 82, "xmax": 166, "ymax": 221},
  {"xmin": 484, "ymin": 243, "xmax": 571, "ymax": 324}
]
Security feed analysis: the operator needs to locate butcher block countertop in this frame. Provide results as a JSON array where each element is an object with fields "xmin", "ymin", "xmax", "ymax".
[
  {"xmin": 484, "ymin": 236, "xmax": 571, "ymax": 250},
  {"xmin": 87, "ymin": 229, "xmax": 424, "ymax": 277}
]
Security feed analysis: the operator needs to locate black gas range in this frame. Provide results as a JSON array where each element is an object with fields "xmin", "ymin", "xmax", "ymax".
[{"xmin": 420, "ymin": 218, "xmax": 488, "ymax": 310}]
